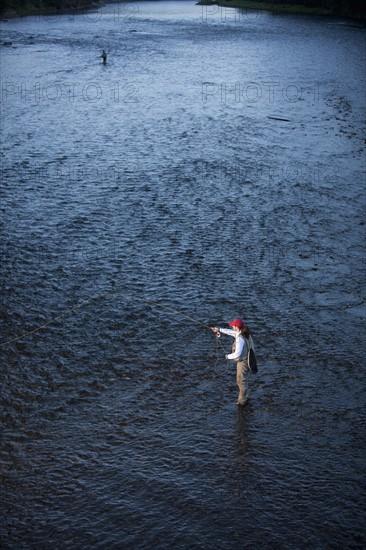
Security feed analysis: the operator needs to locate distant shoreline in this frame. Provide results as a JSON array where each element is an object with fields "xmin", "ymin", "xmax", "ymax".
[
  {"xmin": 0, "ymin": 0, "xmax": 104, "ymax": 20},
  {"xmin": 197, "ymin": 0, "xmax": 366, "ymax": 20},
  {"xmin": 1, "ymin": 0, "xmax": 366, "ymax": 21}
]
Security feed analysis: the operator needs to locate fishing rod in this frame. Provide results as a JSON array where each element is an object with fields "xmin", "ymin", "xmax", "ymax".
[
  {"xmin": 119, "ymin": 292, "xmax": 226, "ymax": 367},
  {"xmin": 129, "ymin": 294, "xmax": 211, "ymax": 330}
]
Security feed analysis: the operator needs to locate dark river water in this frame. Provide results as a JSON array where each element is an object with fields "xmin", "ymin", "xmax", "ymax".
[{"xmin": 1, "ymin": 1, "xmax": 365, "ymax": 548}]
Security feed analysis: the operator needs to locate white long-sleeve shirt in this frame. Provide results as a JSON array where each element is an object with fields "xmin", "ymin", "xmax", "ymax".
[{"xmin": 218, "ymin": 328, "xmax": 254, "ymax": 360}]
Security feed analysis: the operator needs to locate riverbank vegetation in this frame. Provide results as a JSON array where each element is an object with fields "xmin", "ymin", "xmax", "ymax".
[
  {"xmin": 198, "ymin": 0, "xmax": 366, "ymax": 19},
  {"xmin": 0, "ymin": 0, "xmax": 102, "ymax": 18}
]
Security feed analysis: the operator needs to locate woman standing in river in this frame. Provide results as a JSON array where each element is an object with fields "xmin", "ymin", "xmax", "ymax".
[{"xmin": 211, "ymin": 319, "xmax": 254, "ymax": 406}]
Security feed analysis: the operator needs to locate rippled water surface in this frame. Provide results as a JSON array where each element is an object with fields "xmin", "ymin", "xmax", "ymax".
[{"xmin": 1, "ymin": 2, "xmax": 365, "ymax": 548}]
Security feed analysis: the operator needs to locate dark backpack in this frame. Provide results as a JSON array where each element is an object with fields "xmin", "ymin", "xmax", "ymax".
[
  {"xmin": 246, "ymin": 337, "xmax": 258, "ymax": 374},
  {"xmin": 248, "ymin": 347, "xmax": 258, "ymax": 374}
]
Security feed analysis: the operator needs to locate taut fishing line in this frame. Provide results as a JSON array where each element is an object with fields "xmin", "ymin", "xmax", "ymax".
[
  {"xmin": 0, "ymin": 290, "xmax": 221, "ymax": 355},
  {"xmin": 0, "ymin": 293, "xmax": 102, "ymax": 347}
]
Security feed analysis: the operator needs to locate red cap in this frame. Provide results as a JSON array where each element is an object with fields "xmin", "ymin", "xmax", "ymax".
[{"xmin": 228, "ymin": 319, "xmax": 245, "ymax": 328}]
